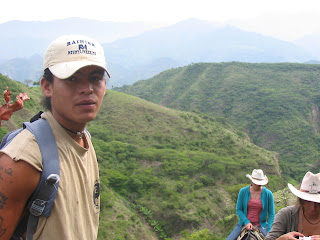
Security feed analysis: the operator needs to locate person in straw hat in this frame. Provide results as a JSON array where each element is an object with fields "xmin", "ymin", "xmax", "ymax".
[
  {"xmin": 266, "ymin": 172, "xmax": 320, "ymax": 240},
  {"xmin": 226, "ymin": 169, "xmax": 275, "ymax": 240}
]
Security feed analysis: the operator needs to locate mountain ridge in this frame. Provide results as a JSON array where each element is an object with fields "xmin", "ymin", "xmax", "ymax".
[{"xmin": 0, "ymin": 18, "xmax": 315, "ymax": 87}]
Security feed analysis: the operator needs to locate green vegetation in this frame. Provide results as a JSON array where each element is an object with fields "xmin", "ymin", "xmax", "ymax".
[
  {"xmin": 0, "ymin": 73, "xmax": 283, "ymax": 239},
  {"xmin": 179, "ymin": 229, "xmax": 222, "ymax": 240},
  {"xmin": 116, "ymin": 62, "xmax": 320, "ymax": 181},
  {"xmin": 88, "ymin": 90, "xmax": 282, "ymax": 238}
]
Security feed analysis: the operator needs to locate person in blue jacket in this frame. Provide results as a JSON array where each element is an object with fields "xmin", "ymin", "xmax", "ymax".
[{"xmin": 226, "ymin": 169, "xmax": 275, "ymax": 240}]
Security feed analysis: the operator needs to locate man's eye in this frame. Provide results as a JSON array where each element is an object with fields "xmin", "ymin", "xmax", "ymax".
[
  {"xmin": 91, "ymin": 76, "xmax": 103, "ymax": 82},
  {"xmin": 65, "ymin": 77, "xmax": 76, "ymax": 82}
]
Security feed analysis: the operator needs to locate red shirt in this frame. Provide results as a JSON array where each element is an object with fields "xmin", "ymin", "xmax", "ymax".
[{"xmin": 247, "ymin": 198, "xmax": 262, "ymax": 226}]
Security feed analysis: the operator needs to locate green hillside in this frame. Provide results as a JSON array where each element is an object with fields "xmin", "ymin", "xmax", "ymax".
[
  {"xmin": 115, "ymin": 62, "xmax": 320, "ymax": 181},
  {"xmin": 0, "ymin": 73, "xmax": 283, "ymax": 239},
  {"xmin": 89, "ymin": 90, "xmax": 283, "ymax": 238},
  {"xmin": 0, "ymin": 75, "xmax": 44, "ymax": 135}
]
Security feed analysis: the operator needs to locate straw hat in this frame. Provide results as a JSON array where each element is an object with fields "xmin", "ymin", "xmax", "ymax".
[
  {"xmin": 288, "ymin": 171, "xmax": 320, "ymax": 203},
  {"xmin": 246, "ymin": 169, "xmax": 268, "ymax": 186}
]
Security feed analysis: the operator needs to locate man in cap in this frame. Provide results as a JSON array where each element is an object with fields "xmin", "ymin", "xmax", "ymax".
[{"xmin": 0, "ymin": 34, "xmax": 110, "ymax": 239}]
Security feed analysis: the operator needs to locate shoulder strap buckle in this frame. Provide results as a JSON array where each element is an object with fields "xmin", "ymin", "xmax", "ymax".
[
  {"xmin": 46, "ymin": 174, "xmax": 60, "ymax": 186},
  {"xmin": 30, "ymin": 174, "xmax": 60, "ymax": 217},
  {"xmin": 30, "ymin": 199, "xmax": 46, "ymax": 217}
]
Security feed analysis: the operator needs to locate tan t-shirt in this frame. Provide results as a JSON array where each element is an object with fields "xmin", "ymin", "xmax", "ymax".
[{"xmin": 1, "ymin": 112, "xmax": 100, "ymax": 240}]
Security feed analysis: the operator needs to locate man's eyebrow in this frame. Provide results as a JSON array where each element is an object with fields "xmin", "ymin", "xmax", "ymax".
[
  {"xmin": 72, "ymin": 69, "xmax": 105, "ymax": 77},
  {"xmin": 89, "ymin": 70, "xmax": 105, "ymax": 75}
]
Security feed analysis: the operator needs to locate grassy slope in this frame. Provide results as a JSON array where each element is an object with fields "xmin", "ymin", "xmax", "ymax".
[
  {"xmin": 88, "ymin": 90, "xmax": 282, "ymax": 238},
  {"xmin": 0, "ymin": 74, "xmax": 282, "ymax": 239},
  {"xmin": 115, "ymin": 62, "xmax": 320, "ymax": 181}
]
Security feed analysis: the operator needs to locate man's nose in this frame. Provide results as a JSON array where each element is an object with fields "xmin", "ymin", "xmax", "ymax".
[{"xmin": 79, "ymin": 81, "xmax": 93, "ymax": 94}]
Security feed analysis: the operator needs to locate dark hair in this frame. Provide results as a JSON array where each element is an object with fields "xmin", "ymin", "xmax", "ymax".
[{"xmin": 42, "ymin": 68, "xmax": 53, "ymax": 111}]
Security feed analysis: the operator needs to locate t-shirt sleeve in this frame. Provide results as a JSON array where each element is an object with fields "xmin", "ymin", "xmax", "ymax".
[{"xmin": 0, "ymin": 128, "xmax": 42, "ymax": 171}]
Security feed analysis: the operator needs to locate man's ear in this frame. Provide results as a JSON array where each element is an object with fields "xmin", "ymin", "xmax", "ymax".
[
  {"xmin": 103, "ymin": 78, "xmax": 107, "ymax": 95},
  {"xmin": 41, "ymin": 77, "xmax": 52, "ymax": 97}
]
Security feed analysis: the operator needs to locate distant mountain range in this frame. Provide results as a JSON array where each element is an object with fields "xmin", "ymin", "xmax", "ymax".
[
  {"xmin": 0, "ymin": 17, "xmax": 161, "ymax": 60},
  {"xmin": 0, "ymin": 18, "xmax": 320, "ymax": 87}
]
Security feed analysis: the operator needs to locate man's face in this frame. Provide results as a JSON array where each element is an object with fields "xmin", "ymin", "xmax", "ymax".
[{"xmin": 43, "ymin": 65, "xmax": 107, "ymax": 127}]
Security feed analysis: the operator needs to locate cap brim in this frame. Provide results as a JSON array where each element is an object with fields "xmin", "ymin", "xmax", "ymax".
[
  {"xmin": 49, "ymin": 61, "xmax": 110, "ymax": 79},
  {"xmin": 288, "ymin": 183, "xmax": 320, "ymax": 203},
  {"xmin": 246, "ymin": 174, "xmax": 268, "ymax": 185}
]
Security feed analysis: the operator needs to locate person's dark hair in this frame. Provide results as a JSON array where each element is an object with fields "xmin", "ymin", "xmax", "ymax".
[
  {"xmin": 297, "ymin": 197, "xmax": 304, "ymax": 206},
  {"xmin": 42, "ymin": 68, "xmax": 53, "ymax": 111}
]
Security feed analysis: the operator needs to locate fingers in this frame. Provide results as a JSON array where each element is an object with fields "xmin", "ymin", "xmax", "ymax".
[{"xmin": 245, "ymin": 223, "xmax": 253, "ymax": 230}]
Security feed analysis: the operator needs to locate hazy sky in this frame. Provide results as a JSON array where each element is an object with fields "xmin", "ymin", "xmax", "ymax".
[{"xmin": 2, "ymin": 0, "xmax": 320, "ymax": 41}]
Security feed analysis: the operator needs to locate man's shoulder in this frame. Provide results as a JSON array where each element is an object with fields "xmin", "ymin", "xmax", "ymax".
[
  {"xmin": 278, "ymin": 205, "xmax": 299, "ymax": 216},
  {"xmin": 2, "ymin": 127, "xmax": 35, "ymax": 148}
]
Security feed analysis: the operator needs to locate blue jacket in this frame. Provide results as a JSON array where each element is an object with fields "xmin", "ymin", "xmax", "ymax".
[{"xmin": 236, "ymin": 185, "xmax": 275, "ymax": 232}]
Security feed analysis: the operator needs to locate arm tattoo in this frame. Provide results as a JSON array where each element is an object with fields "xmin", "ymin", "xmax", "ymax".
[
  {"xmin": 0, "ymin": 166, "xmax": 13, "ymax": 176},
  {"xmin": 0, "ymin": 167, "xmax": 13, "ymax": 183},
  {"xmin": 0, "ymin": 193, "xmax": 7, "ymax": 209},
  {"xmin": 0, "ymin": 216, "xmax": 6, "ymax": 237},
  {"xmin": 4, "ymin": 168, "xmax": 12, "ymax": 176}
]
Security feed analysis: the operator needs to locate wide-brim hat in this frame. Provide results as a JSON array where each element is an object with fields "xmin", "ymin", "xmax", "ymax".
[
  {"xmin": 288, "ymin": 171, "xmax": 320, "ymax": 203},
  {"xmin": 246, "ymin": 169, "xmax": 268, "ymax": 186},
  {"xmin": 44, "ymin": 34, "xmax": 110, "ymax": 79}
]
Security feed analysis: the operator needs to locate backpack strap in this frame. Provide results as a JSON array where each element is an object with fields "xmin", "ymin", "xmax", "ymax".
[
  {"xmin": 25, "ymin": 119, "xmax": 60, "ymax": 240},
  {"xmin": 10, "ymin": 116, "xmax": 60, "ymax": 240},
  {"xmin": 29, "ymin": 111, "xmax": 43, "ymax": 123},
  {"xmin": 24, "ymin": 119, "xmax": 60, "ymax": 216},
  {"xmin": 26, "ymin": 174, "xmax": 60, "ymax": 240},
  {"xmin": 84, "ymin": 128, "xmax": 91, "ymax": 139}
]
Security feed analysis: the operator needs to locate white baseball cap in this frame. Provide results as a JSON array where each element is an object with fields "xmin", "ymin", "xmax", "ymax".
[{"xmin": 43, "ymin": 34, "xmax": 110, "ymax": 79}]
